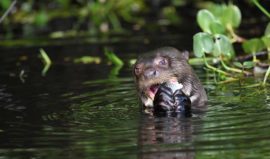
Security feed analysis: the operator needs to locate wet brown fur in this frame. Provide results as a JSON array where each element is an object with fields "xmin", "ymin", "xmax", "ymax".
[{"xmin": 133, "ymin": 47, "xmax": 207, "ymax": 108}]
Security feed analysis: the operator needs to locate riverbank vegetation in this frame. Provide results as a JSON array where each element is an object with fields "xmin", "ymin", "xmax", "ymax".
[{"xmin": 1, "ymin": 0, "xmax": 270, "ymax": 84}]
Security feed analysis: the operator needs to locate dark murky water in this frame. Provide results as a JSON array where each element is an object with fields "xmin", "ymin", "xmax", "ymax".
[{"xmin": 1, "ymin": 34, "xmax": 270, "ymax": 159}]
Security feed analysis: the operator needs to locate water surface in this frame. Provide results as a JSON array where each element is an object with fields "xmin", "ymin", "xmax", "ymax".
[{"xmin": 1, "ymin": 36, "xmax": 270, "ymax": 159}]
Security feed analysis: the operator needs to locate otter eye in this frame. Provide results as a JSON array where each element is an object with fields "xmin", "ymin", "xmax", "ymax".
[{"xmin": 159, "ymin": 58, "xmax": 167, "ymax": 65}]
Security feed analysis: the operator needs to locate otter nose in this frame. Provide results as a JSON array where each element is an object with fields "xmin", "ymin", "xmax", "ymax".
[{"xmin": 144, "ymin": 68, "xmax": 159, "ymax": 78}]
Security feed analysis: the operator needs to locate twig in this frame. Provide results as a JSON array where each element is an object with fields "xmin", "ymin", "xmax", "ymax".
[
  {"xmin": 236, "ymin": 51, "xmax": 268, "ymax": 62},
  {"xmin": 0, "ymin": 0, "xmax": 17, "ymax": 24}
]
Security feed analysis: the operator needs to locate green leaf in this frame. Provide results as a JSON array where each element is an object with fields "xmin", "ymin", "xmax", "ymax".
[
  {"xmin": 57, "ymin": 0, "xmax": 70, "ymax": 8},
  {"xmin": 242, "ymin": 38, "xmax": 265, "ymax": 54},
  {"xmin": 264, "ymin": 22, "xmax": 270, "ymax": 36},
  {"xmin": 209, "ymin": 21, "xmax": 226, "ymax": 34},
  {"xmin": 39, "ymin": 49, "xmax": 52, "ymax": 76},
  {"xmin": 227, "ymin": 4, "xmax": 242, "ymax": 28},
  {"xmin": 207, "ymin": 3, "xmax": 226, "ymax": 18},
  {"xmin": 193, "ymin": 32, "xmax": 214, "ymax": 57},
  {"xmin": 223, "ymin": 4, "xmax": 241, "ymax": 28},
  {"xmin": 213, "ymin": 34, "xmax": 234, "ymax": 58},
  {"xmin": 129, "ymin": 59, "xmax": 137, "ymax": 66},
  {"xmin": 243, "ymin": 61, "xmax": 255, "ymax": 69},
  {"xmin": 104, "ymin": 50, "xmax": 124, "ymax": 66},
  {"xmin": 197, "ymin": 9, "xmax": 217, "ymax": 33},
  {"xmin": 34, "ymin": 10, "xmax": 49, "ymax": 27},
  {"xmin": 40, "ymin": 49, "xmax": 52, "ymax": 65},
  {"xmin": 233, "ymin": 62, "xmax": 243, "ymax": 68},
  {"xmin": 262, "ymin": 36, "xmax": 270, "ymax": 50},
  {"xmin": 74, "ymin": 56, "xmax": 101, "ymax": 64},
  {"xmin": 0, "ymin": 0, "xmax": 11, "ymax": 10}
]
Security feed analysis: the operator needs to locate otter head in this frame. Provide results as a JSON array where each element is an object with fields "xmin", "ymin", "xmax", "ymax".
[{"xmin": 133, "ymin": 47, "xmax": 189, "ymax": 106}]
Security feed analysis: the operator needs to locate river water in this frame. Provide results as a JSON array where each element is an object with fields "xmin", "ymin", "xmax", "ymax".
[{"xmin": 1, "ymin": 31, "xmax": 270, "ymax": 159}]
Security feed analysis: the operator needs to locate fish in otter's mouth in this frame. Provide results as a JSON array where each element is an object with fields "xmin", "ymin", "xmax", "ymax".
[{"xmin": 144, "ymin": 77, "xmax": 179, "ymax": 100}]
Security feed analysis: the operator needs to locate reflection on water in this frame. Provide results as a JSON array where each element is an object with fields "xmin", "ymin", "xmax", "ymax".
[
  {"xmin": 1, "ymin": 53, "xmax": 270, "ymax": 159},
  {"xmin": 138, "ymin": 115, "xmax": 196, "ymax": 159}
]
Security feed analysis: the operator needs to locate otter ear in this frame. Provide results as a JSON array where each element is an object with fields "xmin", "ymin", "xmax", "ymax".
[
  {"xmin": 181, "ymin": 50, "xmax": 189, "ymax": 61},
  {"xmin": 134, "ymin": 63, "xmax": 143, "ymax": 76}
]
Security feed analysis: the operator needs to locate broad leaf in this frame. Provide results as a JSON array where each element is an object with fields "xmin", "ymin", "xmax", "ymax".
[
  {"xmin": 209, "ymin": 21, "xmax": 226, "ymax": 34},
  {"xmin": 193, "ymin": 32, "xmax": 214, "ymax": 57},
  {"xmin": 233, "ymin": 62, "xmax": 243, "ymax": 68},
  {"xmin": 197, "ymin": 9, "xmax": 217, "ymax": 33},
  {"xmin": 221, "ymin": 4, "xmax": 241, "ymax": 28},
  {"xmin": 213, "ymin": 34, "xmax": 234, "ymax": 58},
  {"xmin": 242, "ymin": 38, "xmax": 265, "ymax": 54},
  {"xmin": 243, "ymin": 61, "xmax": 255, "ymax": 69},
  {"xmin": 0, "ymin": 0, "xmax": 11, "ymax": 10},
  {"xmin": 262, "ymin": 36, "xmax": 270, "ymax": 49},
  {"xmin": 34, "ymin": 10, "xmax": 49, "ymax": 27},
  {"xmin": 104, "ymin": 50, "xmax": 124, "ymax": 66},
  {"xmin": 264, "ymin": 22, "xmax": 270, "ymax": 36}
]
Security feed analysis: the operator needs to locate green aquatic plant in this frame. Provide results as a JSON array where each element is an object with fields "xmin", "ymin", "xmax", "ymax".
[
  {"xmin": 104, "ymin": 49, "xmax": 124, "ymax": 78},
  {"xmin": 194, "ymin": 3, "xmax": 240, "ymax": 75},
  {"xmin": 193, "ymin": 2, "xmax": 270, "ymax": 85},
  {"xmin": 104, "ymin": 49, "xmax": 124, "ymax": 66},
  {"xmin": 74, "ymin": 56, "xmax": 101, "ymax": 64},
  {"xmin": 233, "ymin": 61, "xmax": 255, "ymax": 70},
  {"xmin": 241, "ymin": 22, "xmax": 270, "ymax": 86},
  {"xmin": 0, "ymin": 0, "xmax": 146, "ymax": 38},
  {"xmin": 39, "ymin": 48, "xmax": 52, "ymax": 76},
  {"xmin": 84, "ymin": 0, "xmax": 145, "ymax": 33},
  {"xmin": 196, "ymin": 3, "xmax": 242, "ymax": 42},
  {"xmin": 252, "ymin": 0, "xmax": 270, "ymax": 18},
  {"xmin": 242, "ymin": 38, "xmax": 265, "ymax": 62},
  {"xmin": 262, "ymin": 22, "xmax": 270, "ymax": 60},
  {"xmin": 0, "ymin": 0, "xmax": 16, "ymax": 23},
  {"xmin": 193, "ymin": 32, "xmax": 242, "ymax": 77}
]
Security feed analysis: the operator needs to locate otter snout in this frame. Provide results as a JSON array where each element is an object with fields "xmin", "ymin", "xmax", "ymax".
[{"xmin": 144, "ymin": 68, "xmax": 159, "ymax": 79}]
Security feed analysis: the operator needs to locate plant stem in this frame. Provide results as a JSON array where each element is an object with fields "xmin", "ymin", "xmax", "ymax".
[
  {"xmin": 203, "ymin": 55, "xmax": 230, "ymax": 76},
  {"xmin": 268, "ymin": 49, "xmax": 270, "ymax": 60},
  {"xmin": 0, "ymin": 0, "xmax": 17, "ymax": 24},
  {"xmin": 252, "ymin": 52, "xmax": 257, "ymax": 62},
  {"xmin": 252, "ymin": 0, "xmax": 270, "ymax": 18},
  {"xmin": 220, "ymin": 58, "xmax": 252, "ymax": 76},
  {"xmin": 227, "ymin": 25, "xmax": 245, "ymax": 43},
  {"xmin": 217, "ymin": 77, "xmax": 239, "ymax": 84},
  {"xmin": 262, "ymin": 66, "xmax": 270, "ymax": 86},
  {"xmin": 39, "ymin": 49, "xmax": 52, "ymax": 76},
  {"xmin": 188, "ymin": 57, "xmax": 213, "ymax": 65},
  {"xmin": 40, "ymin": 49, "xmax": 52, "ymax": 65}
]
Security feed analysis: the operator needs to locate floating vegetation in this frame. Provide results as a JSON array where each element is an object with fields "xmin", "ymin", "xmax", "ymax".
[
  {"xmin": 39, "ymin": 48, "xmax": 52, "ymax": 76},
  {"xmin": 193, "ymin": 2, "xmax": 270, "ymax": 86},
  {"xmin": 74, "ymin": 56, "xmax": 101, "ymax": 64},
  {"xmin": 19, "ymin": 69, "xmax": 26, "ymax": 83},
  {"xmin": 104, "ymin": 49, "xmax": 124, "ymax": 67},
  {"xmin": 104, "ymin": 49, "xmax": 124, "ymax": 78}
]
